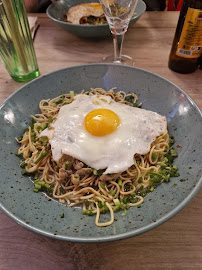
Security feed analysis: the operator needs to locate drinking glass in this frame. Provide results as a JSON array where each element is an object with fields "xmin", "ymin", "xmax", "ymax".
[
  {"xmin": 99, "ymin": 0, "xmax": 138, "ymax": 65},
  {"xmin": 0, "ymin": 0, "xmax": 39, "ymax": 82}
]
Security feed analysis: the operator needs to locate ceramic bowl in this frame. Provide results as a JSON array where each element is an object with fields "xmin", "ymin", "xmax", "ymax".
[
  {"xmin": 0, "ymin": 64, "xmax": 201, "ymax": 243},
  {"xmin": 46, "ymin": 0, "xmax": 146, "ymax": 38}
]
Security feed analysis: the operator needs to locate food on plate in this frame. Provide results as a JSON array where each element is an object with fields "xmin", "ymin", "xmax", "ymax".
[
  {"xmin": 16, "ymin": 88, "xmax": 179, "ymax": 227},
  {"xmin": 66, "ymin": 3, "xmax": 107, "ymax": 25}
]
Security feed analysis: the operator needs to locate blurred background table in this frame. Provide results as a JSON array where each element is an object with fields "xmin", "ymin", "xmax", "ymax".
[{"xmin": 0, "ymin": 12, "xmax": 201, "ymax": 270}]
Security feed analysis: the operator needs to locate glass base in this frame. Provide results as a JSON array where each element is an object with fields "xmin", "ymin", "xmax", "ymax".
[
  {"xmin": 11, "ymin": 70, "xmax": 40, "ymax": 82},
  {"xmin": 100, "ymin": 55, "xmax": 135, "ymax": 66}
]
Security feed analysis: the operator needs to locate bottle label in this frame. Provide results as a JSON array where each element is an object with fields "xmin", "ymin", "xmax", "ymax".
[{"xmin": 176, "ymin": 8, "xmax": 202, "ymax": 58}]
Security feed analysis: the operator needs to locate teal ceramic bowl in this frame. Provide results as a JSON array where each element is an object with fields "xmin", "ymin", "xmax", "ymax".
[
  {"xmin": 0, "ymin": 64, "xmax": 201, "ymax": 243},
  {"xmin": 46, "ymin": 0, "xmax": 146, "ymax": 38}
]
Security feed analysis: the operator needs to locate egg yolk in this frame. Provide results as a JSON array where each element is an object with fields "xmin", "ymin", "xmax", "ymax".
[
  {"xmin": 89, "ymin": 3, "xmax": 103, "ymax": 10},
  {"xmin": 84, "ymin": 109, "xmax": 120, "ymax": 136}
]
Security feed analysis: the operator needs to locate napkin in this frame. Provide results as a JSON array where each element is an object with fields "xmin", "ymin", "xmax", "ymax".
[{"xmin": 28, "ymin": 16, "xmax": 40, "ymax": 39}]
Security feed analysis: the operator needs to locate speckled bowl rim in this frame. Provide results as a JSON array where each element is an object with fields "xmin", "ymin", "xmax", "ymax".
[
  {"xmin": 0, "ymin": 63, "xmax": 201, "ymax": 243},
  {"xmin": 46, "ymin": 0, "xmax": 146, "ymax": 28}
]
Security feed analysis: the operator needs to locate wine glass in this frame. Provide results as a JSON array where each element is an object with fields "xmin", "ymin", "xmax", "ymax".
[{"xmin": 99, "ymin": 0, "xmax": 138, "ymax": 65}]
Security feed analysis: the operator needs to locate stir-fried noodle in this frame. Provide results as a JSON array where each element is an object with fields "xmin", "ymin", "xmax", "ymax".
[{"xmin": 16, "ymin": 88, "xmax": 179, "ymax": 227}]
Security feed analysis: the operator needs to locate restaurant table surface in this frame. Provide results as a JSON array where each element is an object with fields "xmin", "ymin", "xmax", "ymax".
[{"xmin": 0, "ymin": 12, "xmax": 201, "ymax": 270}]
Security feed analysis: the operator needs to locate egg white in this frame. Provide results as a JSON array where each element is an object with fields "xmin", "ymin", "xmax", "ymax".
[
  {"xmin": 40, "ymin": 94, "xmax": 167, "ymax": 174},
  {"xmin": 66, "ymin": 3, "xmax": 104, "ymax": 24}
]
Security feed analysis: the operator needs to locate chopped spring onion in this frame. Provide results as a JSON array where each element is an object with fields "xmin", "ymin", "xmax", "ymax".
[
  {"xmin": 65, "ymin": 161, "xmax": 70, "ymax": 170},
  {"xmin": 152, "ymin": 152, "xmax": 157, "ymax": 159},
  {"xmin": 109, "ymin": 190, "xmax": 115, "ymax": 196},
  {"xmin": 21, "ymin": 169, "xmax": 28, "ymax": 175},
  {"xmin": 70, "ymin": 91, "xmax": 75, "ymax": 97},
  {"xmin": 98, "ymin": 201, "xmax": 103, "ymax": 208},
  {"xmin": 121, "ymin": 208, "xmax": 127, "ymax": 216},
  {"xmin": 59, "ymin": 186, "xmax": 66, "ymax": 194},
  {"xmin": 125, "ymin": 95, "xmax": 134, "ymax": 103},
  {"xmin": 34, "ymin": 184, "xmax": 41, "ymax": 190},
  {"xmin": 122, "ymin": 196, "xmax": 129, "ymax": 204},
  {"xmin": 40, "ymin": 123, "xmax": 48, "ymax": 131},
  {"xmin": 33, "ymin": 180, "xmax": 50, "ymax": 192},
  {"xmin": 18, "ymin": 136, "xmax": 23, "ymax": 141},
  {"xmin": 35, "ymin": 151, "xmax": 49, "ymax": 164},
  {"xmin": 88, "ymin": 209, "xmax": 94, "ymax": 216},
  {"xmin": 150, "ymin": 186, "xmax": 155, "ymax": 192},
  {"xmin": 39, "ymin": 136, "xmax": 48, "ymax": 146},
  {"xmin": 93, "ymin": 169, "xmax": 105, "ymax": 176},
  {"xmin": 164, "ymin": 157, "xmax": 168, "ymax": 163},
  {"xmin": 138, "ymin": 177, "xmax": 143, "ymax": 183},
  {"xmin": 118, "ymin": 179, "xmax": 122, "ymax": 187},
  {"xmin": 160, "ymin": 162, "xmax": 167, "ymax": 167},
  {"xmin": 100, "ymin": 182, "xmax": 105, "ymax": 189},
  {"xmin": 170, "ymin": 148, "xmax": 178, "ymax": 157},
  {"xmin": 30, "ymin": 118, "xmax": 36, "ymax": 129},
  {"xmin": 113, "ymin": 198, "xmax": 121, "ymax": 207},
  {"xmin": 34, "ymin": 171, "xmax": 39, "ymax": 179},
  {"xmin": 48, "ymin": 118, "xmax": 53, "ymax": 124},
  {"xmin": 20, "ymin": 161, "xmax": 26, "ymax": 168},
  {"xmin": 103, "ymin": 202, "xmax": 109, "ymax": 211}
]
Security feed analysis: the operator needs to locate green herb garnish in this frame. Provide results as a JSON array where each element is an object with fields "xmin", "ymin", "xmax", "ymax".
[{"xmin": 35, "ymin": 151, "xmax": 49, "ymax": 164}]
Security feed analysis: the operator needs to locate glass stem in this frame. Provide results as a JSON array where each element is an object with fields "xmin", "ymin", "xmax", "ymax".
[{"xmin": 113, "ymin": 33, "xmax": 125, "ymax": 63}]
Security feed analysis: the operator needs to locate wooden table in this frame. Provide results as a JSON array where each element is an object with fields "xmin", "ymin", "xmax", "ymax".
[{"xmin": 0, "ymin": 12, "xmax": 201, "ymax": 270}]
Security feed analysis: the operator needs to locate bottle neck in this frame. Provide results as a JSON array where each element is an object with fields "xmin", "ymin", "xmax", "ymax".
[{"xmin": 182, "ymin": 0, "xmax": 202, "ymax": 9}]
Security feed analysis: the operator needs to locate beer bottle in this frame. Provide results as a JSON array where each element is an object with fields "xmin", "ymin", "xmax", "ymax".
[
  {"xmin": 168, "ymin": 0, "xmax": 202, "ymax": 74},
  {"xmin": 199, "ymin": 55, "xmax": 202, "ymax": 69}
]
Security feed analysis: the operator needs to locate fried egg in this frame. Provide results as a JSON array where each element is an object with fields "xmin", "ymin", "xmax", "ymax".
[
  {"xmin": 41, "ymin": 94, "xmax": 167, "ymax": 174},
  {"xmin": 66, "ymin": 3, "xmax": 104, "ymax": 24}
]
